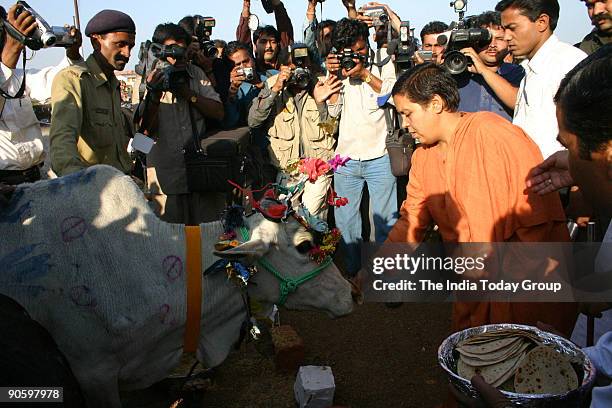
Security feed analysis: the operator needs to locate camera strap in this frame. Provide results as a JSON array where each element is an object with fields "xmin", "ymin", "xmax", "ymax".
[
  {"xmin": 0, "ymin": 49, "xmax": 28, "ymax": 100},
  {"xmin": 187, "ymin": 100, "xmax": 203, "ymax": 155},
  {"xmin": 370, "ymin": 47, "xmax": 391, "ymax": 69}
]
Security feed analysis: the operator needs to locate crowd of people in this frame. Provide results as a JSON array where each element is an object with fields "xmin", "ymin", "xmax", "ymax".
[{"xmin": 0, "ymin": 0, "xmax": 611, "ymax": 406}]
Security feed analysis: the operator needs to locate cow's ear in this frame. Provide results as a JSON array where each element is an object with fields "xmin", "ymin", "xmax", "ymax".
[{"xmin": 213, "ymin": 239, "xmax": 269, "ymax": 260}]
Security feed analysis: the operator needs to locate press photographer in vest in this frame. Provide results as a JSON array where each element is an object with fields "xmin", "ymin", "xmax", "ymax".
[
  {"xmin": 249, "ymin": 43, "xmax": 338, "ymax": 218},
  {"xmin": 140, "ymin": 23, "xmax": 224, "ymax": 225}
]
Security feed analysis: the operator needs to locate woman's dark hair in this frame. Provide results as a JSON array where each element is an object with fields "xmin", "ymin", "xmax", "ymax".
[
  {"xmin": 222, "ymin": 41, "xmax": 253, "ymax": 61},
  {"xmin": 331, "ymin": 18, "xmax": 369, "ymax": 50},
  {"xmin": 419, "ymin": 21, "xmax": 449, "ymax": 42},
  {"xmin": 495, "ymin": 0, "xmax": 559, "ymax": 31},
  {"xmin": 392, "ymin": 63, "xmax": 460, "ymax": 112},
  {"xmin": 554, "ymin": 45, "xmax": 612, "ymax": 159},
  {"xmin": 152, "ymin": 23, "xmax": 191, "ymax": 46}
]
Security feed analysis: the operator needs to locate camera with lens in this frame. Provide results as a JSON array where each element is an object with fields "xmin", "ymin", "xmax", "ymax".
[
  {"xmin": 2, "ymin": 1, "xmax": 75, "ymax": 50},
  {"xmin": 334, "ymin": 47, "xmax": 368, "ymax": 73},
  {"xmin": 148, "ymin": 43, "xmax": 189, "ymax": 92},
  {"xmin": 193, "ymin": 16, "xmax": 217, "ymax": 58},
  {"xmin": 362, "ymin": 6, "xmax": 389, "ymax": 27},
  {"xmin": 288, "ymin": 43, "xmax": 313, "ymax": 89},
  {"xmin": 437, "ymin": 0, "xmax": 491, "ymax": 75},
  {"xmin": 237, "ymin": 67, "xmax": 255, "ymax": 82}
]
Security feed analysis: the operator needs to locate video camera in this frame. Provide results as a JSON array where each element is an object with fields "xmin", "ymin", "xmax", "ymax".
[
  {"xmin": 437, "ymin": 0, "xmax": 491, "ymax": 75},
  {"xmin": 147, "ymin": 43, "xmax": 189, "ymax": 93},
  {"xmin": 0, "ymin": 1, "xmax": 75, "ymax": 50},
  {"xmin": 387, "ymin": 21, "xmax": 417, "ymax": 74},
  {"xmin": 288, "ymin": 43, "xmax": 313, "ymax": 89},
  {"xmin": 193, "ymin": 15, "xmax": 217, "ymax": 58}
]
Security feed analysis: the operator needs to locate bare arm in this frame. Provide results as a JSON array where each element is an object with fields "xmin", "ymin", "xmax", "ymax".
[
  {"xmin": 479, "ymin": 69, "xmax": 519, "ymax": 110},
  {"xmin": 462, "ymin": 48, "xmax": 519, "ymax": 110},
  {"xmin": 1, "ymin": 5, "xmax": 36, "ymax": 69},
  {"xmin": 342, "ymin": 0, "xmax": 358, "ymax": 19}
]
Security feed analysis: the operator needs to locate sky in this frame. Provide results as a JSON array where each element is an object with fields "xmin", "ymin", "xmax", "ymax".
[{"xmin": 6, "ymin": 0, "xmax": 595, "ymax": 70}]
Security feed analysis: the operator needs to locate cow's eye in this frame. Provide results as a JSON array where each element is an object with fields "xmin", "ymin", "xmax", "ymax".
[{"xmin": 295, "ymin": 241, "xmax": 314, "ymax": 254}]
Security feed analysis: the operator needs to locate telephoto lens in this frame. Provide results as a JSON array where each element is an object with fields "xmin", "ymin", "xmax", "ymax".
[{"xmin": 201, "ymin": 40, "xmax": 218, "ymax": 58}]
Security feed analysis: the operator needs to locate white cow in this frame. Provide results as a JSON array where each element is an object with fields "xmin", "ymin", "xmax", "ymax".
[{"xmin": 0, "ymin": 165, "xmax": 352, "ymax": 407}]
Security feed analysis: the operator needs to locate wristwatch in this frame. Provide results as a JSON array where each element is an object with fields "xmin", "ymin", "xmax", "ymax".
[
  {"xmin": 363, "ymin": 72, "xmax": 373, "ymax": 84},
  {"xmin": 189, "ymin": 93, "xmax": 198, "ymax": 104}
]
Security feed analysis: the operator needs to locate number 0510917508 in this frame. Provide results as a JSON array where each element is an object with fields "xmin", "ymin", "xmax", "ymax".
[{"xmin": 0, "ymin": 387, "xmax": 63, "ymax": 402}]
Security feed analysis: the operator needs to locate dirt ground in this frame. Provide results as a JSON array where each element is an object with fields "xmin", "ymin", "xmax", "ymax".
[{"xmin": 122, "ymin": 302, "xmax": 453, "ymax": 408}]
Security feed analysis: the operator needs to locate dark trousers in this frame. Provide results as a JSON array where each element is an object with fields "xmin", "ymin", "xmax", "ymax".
[{"xmin": 0, "ymin": 165, "xmax": 41, "ymax": 185}]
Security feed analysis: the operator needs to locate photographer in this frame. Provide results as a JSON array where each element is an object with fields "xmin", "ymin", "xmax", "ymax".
[
  {"xmin": 325, "ymin": 18, "xmax": 398, "ymax": 278},
  {"xmin": 495, "ymin": 0, "xmax": 586, "ymax": 158},
  {"xmin": 237, "ymin": 0, "xmax": 293, "ymax": 51},
  {"xmin": 456, "ymin": 11, "xmax": 524, "ymax": 120},
  {"xmin": 578, "ymin": 0, "xmax": 612, "ymax": 54},
  {"xmin": 303, "ymin": 0, "xmax": 336, "ymax": 73},
  {"xmin": 222, "ymin": 41, "xmax": 265, "ymax": 130},
  {"xmin": 248, "ymin": 44, "xmax": 337, "ymax": 218},
  {"xmin": 0, "ymin": 4, "xmax": 82, "ymax": 185},
  {"xmin": 253, "ymin": 25, "xmax": 285, "ymax": 77},
  {"xmin": 178, "ymin": 15, "xmax": 220, "ymax": 92},
  {"xmin": 419, "ymin": 21, "xmax": 449, "ymax": 65},
  {"xmin": 139, "ymin": 23, "xmax": 224, "ymax": 225},
  {"xmin": 50, "ymin": 9, "xmax": 135, "ymax": 176}
]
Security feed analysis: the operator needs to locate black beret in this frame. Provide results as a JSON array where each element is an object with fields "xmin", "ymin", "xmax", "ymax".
[{"xmin": 85, "ymin": 9, "xmax": 136, "ymax": 37}]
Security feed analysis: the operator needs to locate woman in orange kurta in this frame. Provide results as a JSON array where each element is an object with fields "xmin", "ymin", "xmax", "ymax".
[{"xmin": 388, "ymin": 64, "xmax": 577, "ymax": 337}]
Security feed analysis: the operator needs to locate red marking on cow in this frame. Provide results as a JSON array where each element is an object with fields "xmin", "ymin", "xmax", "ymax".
[
  {"xmin": 70, "ymin": 285, "xmax": 97, "ymax": 307},
  {"xmin": 61, "ymin": 216, "xmax": 87, "ymax": 242},
  {"xmin": 163, "ymin": 256, "xmax": 183, "ymax": 282}
]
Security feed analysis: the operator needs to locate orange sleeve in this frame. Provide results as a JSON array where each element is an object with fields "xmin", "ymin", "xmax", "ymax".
[
  {"xmin": 386, "ymin": 148, "xmax": 432, "ymax": 243},
  {"xmin": 460, "ymin": 113, "xmax": 567, "ymax": 242}
]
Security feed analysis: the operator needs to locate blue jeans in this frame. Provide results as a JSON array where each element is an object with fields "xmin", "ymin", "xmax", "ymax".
[{"xmin": 333, "ymin": 154, "xmax": 398, "ymax": 276}]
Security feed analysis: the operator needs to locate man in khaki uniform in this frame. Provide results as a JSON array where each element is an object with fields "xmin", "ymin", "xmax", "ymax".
[
  {"xmin": 578, "ymin": 0, "xmax": 612, "ymax": 55},
  {"xmin": 50, "ymin": 10, "xmax": 136, "ymax": 176},
  {"xmin": 248, "ymin": 44, "xmax": 340, "ymax": 218}
]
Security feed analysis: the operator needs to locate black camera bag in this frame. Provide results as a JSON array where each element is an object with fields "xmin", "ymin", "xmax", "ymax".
[
  {"xmin": 384, "ymin": 113, "xmax": 415, "ymax": 177},
  {"xmin": 372, "ymin": 48, "xmax": 415, "ymax": 177},
  {"xmin": 184, "ymin": 111, "xmax": 250, "ymax": 193}
]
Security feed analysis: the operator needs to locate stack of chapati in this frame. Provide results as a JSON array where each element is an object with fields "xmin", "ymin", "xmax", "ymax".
[{"xmin": 455, "ymin": 329, "xmax": 579, "ymax": 394}]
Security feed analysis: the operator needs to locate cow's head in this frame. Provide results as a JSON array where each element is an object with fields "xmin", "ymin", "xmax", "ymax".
[{"xmin": 213, "ymin": 214, "xmax": 353, "ymax": 318}]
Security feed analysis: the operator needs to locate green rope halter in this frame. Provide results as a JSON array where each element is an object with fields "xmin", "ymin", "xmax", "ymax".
[{"xmin": 239, "ymin": 227, "xmax": 333, "ymax": 306}]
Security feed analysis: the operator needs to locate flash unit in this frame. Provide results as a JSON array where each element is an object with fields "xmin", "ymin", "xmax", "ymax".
[{"xmin": 450, "ymin": 0, "xmax": 467, "ymax": 12}]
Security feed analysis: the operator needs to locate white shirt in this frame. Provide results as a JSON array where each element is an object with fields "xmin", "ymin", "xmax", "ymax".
[
  {"xmin": 571, "ymin": 222, "xmax": 612, "ymax": 408},
  {"xmin": 0, "ymin": 56, "xmax": 77, "ymax": 171},
  {"xmin": 328, "ymin": 48, "xmax": 396, "ymax": 161},
  {"xmin": 513, "ymin": 35, "xmax": 586, "ymax": 158}
]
